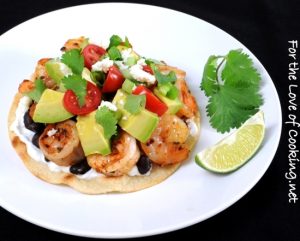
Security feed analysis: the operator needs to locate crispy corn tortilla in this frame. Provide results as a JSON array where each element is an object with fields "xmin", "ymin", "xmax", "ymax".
[{"xmin": 8, "ymin": 92, "xmax": 200, "ymax": 194}]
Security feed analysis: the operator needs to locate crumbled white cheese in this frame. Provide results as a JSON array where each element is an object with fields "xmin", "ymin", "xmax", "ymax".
[
  {"xmin": 47, "ymin": 128, "xmax": 57, "ymax": 137},
  {"xmin": 129, "ymin": 58, "xmax": 155, "ymax": 84},
  {"xmin": 115, "ymin": 60, "xmax": 129, "ymax": 70},
  {"xmin": 99, "ymin": 101, "xmax": 118, "ymax": 111},
  {"xmin": 121, "ymin": 48, "xmax": 132, "ymax": 62},
  {"xmin": 92, "ymin": 57, "xmax": 114, "ymax": 73}
]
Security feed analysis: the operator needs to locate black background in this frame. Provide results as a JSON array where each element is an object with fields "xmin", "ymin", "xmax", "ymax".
[{"xmin": 1, "ymin": 0, "xmax": 299, "ymax": 240}]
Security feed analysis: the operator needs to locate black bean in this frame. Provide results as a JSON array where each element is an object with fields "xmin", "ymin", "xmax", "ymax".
[
  {"xmin": 23, "ymin": 110, "xmax": 45, "ymax": 133},
  {"xmin": 136, "ymin": 155, "xmax": 152, "ymax": 174},
  {"xmin": 32, "ymin": 132, "xmax": 42, "ymax": 148},
  {"xmin": 70, "ymin": 159, "xmax": 91, "ymax": 175},
  {"xmin": 70, "ymin": 116, "xmax": 77, "ymax": 122}
]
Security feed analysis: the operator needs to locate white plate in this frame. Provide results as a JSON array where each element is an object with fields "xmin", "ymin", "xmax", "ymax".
[{"xmin": 0, "ymin": 3, "xmax": 281, "ymax": 238}]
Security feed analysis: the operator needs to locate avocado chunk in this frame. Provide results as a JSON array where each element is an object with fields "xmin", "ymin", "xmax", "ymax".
[
  {"xmin": 154, "ymin": 88, "xmax": 183, "ymax": 114},
  {"xmin": 45, "ymin": 59, "xmax": 72, "ymax": 84},
  {"xmin": 33, "ymin": 89, "xmax": 73, "ymax": 123},
  {"xmin": 76, "ymin": 111, "xmax": 111, "ymax": 156},
  {"xmin": 113, "ymin": 89, "xmax": 159, "ymax": 143}
]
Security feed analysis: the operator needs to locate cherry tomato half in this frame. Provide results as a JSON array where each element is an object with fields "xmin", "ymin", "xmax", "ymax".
[
  {"xmin": 142, "ymin": 65, "xmax": 154, "ymax": 75},
  {"xmin": 82, "ymin": 44, "xmax": 106, "ymax": 70},
  {"xmin": 63, "ymin": 82, "xmax": 102, "ymax": 115},
  {"xmin": 133, "ymin": 85, "xmax": 168, "ymax": 116},
  {"xmin": 102, "ymin": 65, "xmax": 125, "ymax": 93}
]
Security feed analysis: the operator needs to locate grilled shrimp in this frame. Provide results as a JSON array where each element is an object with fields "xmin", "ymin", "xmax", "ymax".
[
  {"xmin": 61, "ymin": 36, "xmax": 86, "ymax": 51},
  {"xmin": 157, "ymin": 64, "xmax": 198, "ymax": 118},
  {"xmin": 39, "ymin": 120, "xmax": 85, "ymax": 166},
  {"xmin": 31, "ymin": 58, "xmax": 57, "ymax": 89},
  {"xmin": 141, "ymin": 114, "xmax": 190, "ymax": 166},
  {"xmin": 176, "ymin": 78, "xmax": 198, "ymax": 118},
  {"xmin": 18, "ymin": 79, "xmax": 34, "ymax": 94},
  {"xmin": 87, "ymin": 131, "xmax": 140, "ymax": 177}
]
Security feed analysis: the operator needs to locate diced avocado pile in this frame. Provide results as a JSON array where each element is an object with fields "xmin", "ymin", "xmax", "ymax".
[{"xmin": 29, "ymin": 35, "xmax": 184, "ymax": 157}]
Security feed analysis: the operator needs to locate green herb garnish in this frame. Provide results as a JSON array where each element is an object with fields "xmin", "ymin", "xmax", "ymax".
[
  {"xmin": 62, "ymin": 75, "xmax": 87, "ymax": 107},
  {"xmin": 108, "ymin": 35, "xmax": 123, "ymax": 49},
  {"xmin": 95, "ymin": 106, "xmax": 118, "ymax": 139},
  {"xmin": 108, "ymin": 46, "xmax": 122, "ymax": 61},
  {"xmin": 61, "ymin": 49, "xmax": 84, "ymax": 75},
  {"xmin": 124, "ymin": 36, "xmax": 132, "ymax": 48},
  {"xmin": 201, "ymin": 49, "xmax": 263, "ymax": 133}
]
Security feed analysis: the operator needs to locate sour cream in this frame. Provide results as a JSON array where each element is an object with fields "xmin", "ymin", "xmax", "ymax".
[
  {"xmin": 186, "ymin": 119, "xmax": 199, "ymax": 137},
  {"xmin": 10, "ymin": 96, "xmax": 145, "ymax": 178},
  {"xmin": 10, "ymin": 96, "xmax": 45, "ymax": 162},
  {"xmin": 9, "ymin": 96, "xmax": 101, "ymax": 179},
  {"xmin": 128, "ymin": 165, "xmax": 151, "ymax": 176}
]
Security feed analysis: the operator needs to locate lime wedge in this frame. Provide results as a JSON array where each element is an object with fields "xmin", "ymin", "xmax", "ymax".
[{"xmin": 195, "ymin": 111, "xmax": 265, "ymax": 173}]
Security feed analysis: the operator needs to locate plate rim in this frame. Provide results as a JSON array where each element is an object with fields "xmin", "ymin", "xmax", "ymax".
[{"xmin": 0, "ymin": 2, "xmax": 282, "ymax": 238}]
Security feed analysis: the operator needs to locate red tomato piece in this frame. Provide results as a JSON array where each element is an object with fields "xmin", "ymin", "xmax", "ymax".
[
  {"xmin": 82, "ymin": 44, "xmax": 106, "ymax": 69},
  {"xmin": 63, "ymin": 82, "xmax": 102, "ymax": 115},
  {"xmin": 142, "ymin": 65, "xmax": 154, "ymax": 75},
  {"xmin": 102, "ymin": 65, "xmax": 125, "ymax": 93},
  {"xmin": 132, "ymin": 85, "xmax": 168, "ymax": 116}
]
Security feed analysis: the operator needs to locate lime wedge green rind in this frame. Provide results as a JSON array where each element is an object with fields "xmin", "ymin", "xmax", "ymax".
[{"xmin": 195, "ymin": 111, "xmax": 265, "ymax": 174}]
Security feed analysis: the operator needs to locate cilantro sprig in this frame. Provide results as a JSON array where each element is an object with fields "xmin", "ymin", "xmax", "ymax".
[
  {"xmin": 61, "ymin": 49, "xmax": 84, "ymax": 75},
  {"xmin": 62, "ymin": 75, "xmax": 87, "ymax": 107},
  {"xmin": 201, "ymin": 49, "xmax": 263, "ymax": 133},
  {"xmin": 108, "ymin": 35, "xmax": 132, "ymax": 49},
  {"xmin": 95, "ymin": 106, "xmax": 118, "ymax": 139},
  {"xmin": 108, "ymin": 46, "xmax": 122, "ymax": 61}
]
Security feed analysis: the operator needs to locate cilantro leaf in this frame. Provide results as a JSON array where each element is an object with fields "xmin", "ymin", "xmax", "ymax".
[
  {"xmin": 108, "ymin": 46, "xmax": 122, "ymax": 60},
  {"xmin": 25, "ymin": 79, "xmax": 46, "ymax": 102},
  {"xmin": 62, "ymin": 75, "xmax": 87, "ymax": 107},
  {"xmin": 124, "ymin": 36, "xmax": 132, "ymax": 48},
  {"xmin": 201, "ymin": 49, "xmax": 263, "ymax": 133},
  {"xmin": 95, "ymin": 106, "xmax": 118, "ymax": 139},
  {"xmin": 200, "ymin": 55, "xmax": 220, "ymax": 96},
  {"xmin": 124, "ymin": 94, "xmax": 146, "ymax": 114},
  {"xmin": 61, "ymin": 49, "xmax": 84, "ymax": 75},
  {"xmin": 151, "ymin": 64, "xmax": 177, "ymax": 84},
  {"xmin": 222, "ymin": 50, "xmax": 260, "ymax": 87},
  {"xmin": 108, "ymin": 35, "xmax": 123, "ymax": 49},
  {"xmin": 206, "ymin": 84, "xmax": 263, "ymax": 133}
]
